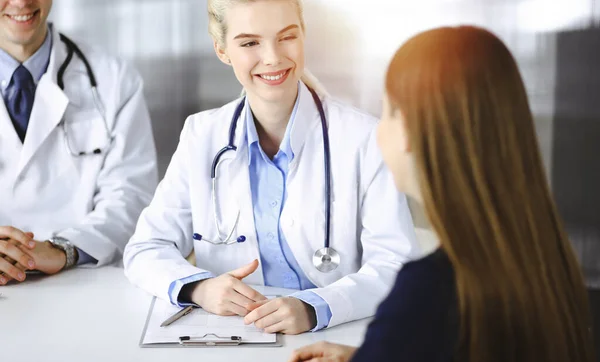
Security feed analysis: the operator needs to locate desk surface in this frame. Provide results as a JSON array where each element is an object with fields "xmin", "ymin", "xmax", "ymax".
[{"xmin": 1, "ymin": 266, "xmax": 368, "ymax": 362}]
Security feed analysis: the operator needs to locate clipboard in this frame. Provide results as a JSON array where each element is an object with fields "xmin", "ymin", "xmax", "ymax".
[{"xmin": 139, "ymin": 297, "xmax": 283, "ymax": 348}]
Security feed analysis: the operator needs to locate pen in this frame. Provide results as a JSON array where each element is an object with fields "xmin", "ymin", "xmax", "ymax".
[{"xmin": 160, "ymin": 305, "xmax": 195, "ymax": 327}]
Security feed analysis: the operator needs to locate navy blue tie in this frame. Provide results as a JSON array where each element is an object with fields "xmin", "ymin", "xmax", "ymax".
[{"xmin": 8, "ymin": 65, "xmax": 35, "ymax": 142}]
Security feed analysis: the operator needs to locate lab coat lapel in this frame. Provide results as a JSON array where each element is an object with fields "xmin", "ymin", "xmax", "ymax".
[
  {"xmin": 16, "ymin": 28, "xmax": 69, "ymax": 176},
  {"xmin": 227, "ymin": 102, "xmax": 258, "ymax": 249},
  {"xmin": 0, "ymin": 94, "xmax": 23, "ymax": 157},
  {"xmin": 289, "ymin": 82, "xmax": 320, "ymax": 171}
]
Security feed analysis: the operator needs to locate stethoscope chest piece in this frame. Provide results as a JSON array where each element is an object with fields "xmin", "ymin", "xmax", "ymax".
[{"xmin": 313, "ymin": 247, "xmax": 340, "ymax": 273}]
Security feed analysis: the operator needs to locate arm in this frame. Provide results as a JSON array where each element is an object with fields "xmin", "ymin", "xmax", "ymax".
[
  {"xmin": 123, "ymin": 118, "xmax": 205, "ymax": 302},
  {"xmin": 53, "ymin": 61, "xmax": 158, "ymax": 267}
]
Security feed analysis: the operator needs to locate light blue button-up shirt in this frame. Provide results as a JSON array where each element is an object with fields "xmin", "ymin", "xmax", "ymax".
[
  {"xmin": 0, "ymin": 24, "xmax": 94, "ymax": 266},
  {"xmin": 170, "ymin": 82, "xmax": 332, "ymax": 331}
]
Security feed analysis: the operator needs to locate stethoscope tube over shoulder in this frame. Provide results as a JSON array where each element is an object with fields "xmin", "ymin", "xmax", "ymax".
[{"xmin": 56, "ymin": 33, "xmax": 112, "ymax": 157}]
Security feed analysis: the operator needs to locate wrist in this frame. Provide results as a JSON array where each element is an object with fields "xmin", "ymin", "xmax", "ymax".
[
  {"xmin": 180, "ymin": 279, "xmax": 206, "ymax": 305},
  {"xmin": 47, "ymin": 237, "xmax": 77, "ymax": 270},
  {"xmin": 301, "ymin": 301, "xmax": 318, "ymax": 330}
]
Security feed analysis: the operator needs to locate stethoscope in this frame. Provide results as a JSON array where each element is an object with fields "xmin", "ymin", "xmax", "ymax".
[
  {"xmin": 57, "ymin": 33, "xmax": 112, "ymax": 157},
  {"xmin": 193, "ymin": 86, "xmax": 340, "ymax": 273}
]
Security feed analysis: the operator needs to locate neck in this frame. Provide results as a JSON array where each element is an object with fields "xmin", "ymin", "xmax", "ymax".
[
  {"xmin": 0, "ymin": 26, "xmax": 47, "ymax": 63},
  {"xmin": 247, "ymin": 86, "xmax": 298, "ymax": 158}
]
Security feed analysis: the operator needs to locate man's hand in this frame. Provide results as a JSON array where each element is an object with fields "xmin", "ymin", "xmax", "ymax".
[
  {"xmin": 0, "ymin": 226, "xmax": 37, "ymax": 285},
  {"xmin": 0, "ymin": 226, "xmax": 67, "ymax": 285},
  {"xmin": 23, "ymin": 241, "xmax": 67, "ymax": 276},
  {"xmin": 186, "ymin": 259, "xmax": 267, "ymax": 316},
  {"xmin": 244, "ymin": 297, "xmax": 317, "ymax": 335},
  {"xmin": 288, "ymin": 342, "xmax": 358, "ymax": 362}
]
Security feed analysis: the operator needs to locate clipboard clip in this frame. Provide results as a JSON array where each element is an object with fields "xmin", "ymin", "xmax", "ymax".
[{"xmin": 179, "ymin": 333, "xmax": 242, "ymax": 346}]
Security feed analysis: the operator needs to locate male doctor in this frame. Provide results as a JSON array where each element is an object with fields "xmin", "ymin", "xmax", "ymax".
[{"xmin": 0, "ymin": 0, "xmax": 157, "ymax": 285}]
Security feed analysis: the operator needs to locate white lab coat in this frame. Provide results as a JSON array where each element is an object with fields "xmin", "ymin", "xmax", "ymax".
[
  {"xmin": 0, "ymin": 26, "xmax": 158, "ymax": 266},
  {"xmin": 124, "ymin": 82, "xmax": 424, "ymax": 328}
]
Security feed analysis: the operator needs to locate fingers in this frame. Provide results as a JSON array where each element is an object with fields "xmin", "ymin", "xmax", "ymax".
[
  {"xmin": 244, "ymin": 299, "xmax": 278, "ymax": 325},
  {"xmin": 0, "ymin": 257, "xmax": 26, "ymax": 284},
  {"xmin": 224, "ymin": 301, "xmax": 250, "ymax": 317},
  {"xmin": 0, "ymin": 226, "xmax": 35, "ymax": 249},
  {"xmin": 247, "ymin": 299, "xmax": 270, "ymax": 311},
  {"xmin": 0, "ymin": 261, "xmax": 27, "ymax": 285},
  {"xmin": 227, "ymin": 259, "xmax": 259, "ymax": 280},
  {"xmin": 289, "ymin": 342, "xmax": 328, "ymax": 362},
  {"xmin": 0, "ymin": 239, "xmax": 35, "ymax": 270},
  {"xmin": 226, "ymin": 287, "xmax": 258, "ymax": 311},
  {"xmin": 231, "ymin": 278, "xmax": 266, "ymax": 302},
  {"xmin": 253, "ymin": 308, "xmax": 284, "ymax": 330},
  {"xmin": 263, "ymin": 320, "xmax": 286, "ymax": 334}
]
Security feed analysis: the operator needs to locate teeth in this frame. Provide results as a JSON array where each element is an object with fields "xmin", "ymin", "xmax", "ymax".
[
  {"xmin": 260, "ymin": 71, "xmax": 286, "ymax": 81},
  {"xmin": 10, "ymin": 14, "xmax": 34, "ymax": 22}
]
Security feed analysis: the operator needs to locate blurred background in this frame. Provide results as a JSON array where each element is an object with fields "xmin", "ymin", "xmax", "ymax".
[{"xmin": 48, "ymin": 1, "xmax": 599, "ymax": 290}]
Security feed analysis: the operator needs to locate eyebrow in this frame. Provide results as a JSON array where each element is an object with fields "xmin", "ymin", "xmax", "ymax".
[{"xmin": 233, "ymin": 24, "xmax": 300, "ymax": 40}]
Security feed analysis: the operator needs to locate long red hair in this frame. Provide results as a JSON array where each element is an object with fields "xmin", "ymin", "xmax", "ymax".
[{"xmin": 386, "ymin": 26, "xmax": 595, "ymax": 362}]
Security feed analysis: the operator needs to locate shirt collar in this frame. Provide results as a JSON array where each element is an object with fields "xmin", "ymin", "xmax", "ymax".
[
  {"xmin": 245, "ymin": 81, "xmax": 301, "ymax": 164},
  {"xmin": 0, "ymin": 23, "xmax": 52, "ymax": 90}
]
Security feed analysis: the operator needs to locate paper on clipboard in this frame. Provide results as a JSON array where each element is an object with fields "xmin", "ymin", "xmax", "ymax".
[{"xmin": 141, "ymin": 297, "xmax": 278, "ymax": 346}]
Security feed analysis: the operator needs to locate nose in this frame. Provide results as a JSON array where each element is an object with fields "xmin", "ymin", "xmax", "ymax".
[
  {"xmin": 9, "ymin": 0, "xmax": 33, "ymax": 7},
  {"xmin": 261, "ymin": 42, "xmax": 282, "ymax": 67}
]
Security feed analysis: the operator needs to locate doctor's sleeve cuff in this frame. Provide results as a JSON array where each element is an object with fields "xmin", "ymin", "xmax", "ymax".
[
  {"xmin": 291, "ymin": 290, "xmax": 332, "ymax": 332},
  {"xmin": 76, "ymin": 247, "xmax": 96, "ymax": 265},
  {"xmin": 168, "ymin": 272, "xmax": 215, "ymax": 307}
]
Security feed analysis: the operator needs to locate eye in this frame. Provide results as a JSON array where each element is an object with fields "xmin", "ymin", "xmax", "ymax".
[
  {"xmin": 281, "ymin": 35, "xmax": 297, "ymax": 41},
  {"xmin": 241, "ymin": 41, "xmax": 259, "ymax": 47}
]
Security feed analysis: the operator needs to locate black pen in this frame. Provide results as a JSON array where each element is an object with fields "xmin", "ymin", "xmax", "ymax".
[{"xmin": 160, "ymin": 305, "xmax": 195, "ymax": 327}]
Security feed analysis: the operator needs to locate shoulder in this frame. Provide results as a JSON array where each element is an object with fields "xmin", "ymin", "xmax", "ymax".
[
  {"xmin": 352, "ymin": 249, "xmax": 458, "ymax": 362},
  {"xmin": 181, "ymin": 98, "xmax": 243, "ymax": 138},
  {"xmin": 58, "ymin": 33, "xmax": 143, "ymax": 88},
  {"xmin": 374, "ymin": 248, "xmax": 457, "ymax": 335},
  {"xmin": 323, "ymin": 96, "xmax": 379, "ymax": 130},
  {"xmin": 390, "ymin": 249, "xmax": 455, "ymax": 298}
]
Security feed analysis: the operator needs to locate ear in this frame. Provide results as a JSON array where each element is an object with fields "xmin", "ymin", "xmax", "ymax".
[{"xmin": 213, "ymin": 40, "xmax": 231, "ymax": 66}]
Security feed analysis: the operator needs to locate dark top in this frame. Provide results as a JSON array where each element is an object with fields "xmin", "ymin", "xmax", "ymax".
[{"xmin": 351, "ymin": 248, "xmax": 459, "ymax": 362}]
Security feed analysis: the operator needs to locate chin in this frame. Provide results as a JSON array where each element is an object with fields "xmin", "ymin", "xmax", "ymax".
[{"xmin": 252, "ymin": 83, "xmax": 297, "ymax": 103}]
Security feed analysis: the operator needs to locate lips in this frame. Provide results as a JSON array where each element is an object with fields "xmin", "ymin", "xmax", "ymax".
[{"xmin": 5, "ymin": 10, "xmax": 39, "ymax": 24}]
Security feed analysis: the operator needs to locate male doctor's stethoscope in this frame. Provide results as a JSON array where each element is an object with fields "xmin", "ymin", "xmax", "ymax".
[
  {"xmin": 57, "ymin": 33, "xmax": 112, "ymax": 156},
  {"xmin": 193, "ymin": 86, "xmax": 340, "ymax": 273}
]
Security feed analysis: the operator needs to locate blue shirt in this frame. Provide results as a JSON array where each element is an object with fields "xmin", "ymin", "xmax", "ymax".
[
  {"xmin": 0, "ymin": 24, "xmax": 94, "ymax": 266},
  {"xmin": 170, "ymin": 82, "xmax": 332, "ymax": 331}
]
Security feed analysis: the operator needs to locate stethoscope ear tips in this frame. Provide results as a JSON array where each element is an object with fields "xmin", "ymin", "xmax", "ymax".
[{"xmin": 236, "ymin": 236, "xmax": 246, "ymax": 243}]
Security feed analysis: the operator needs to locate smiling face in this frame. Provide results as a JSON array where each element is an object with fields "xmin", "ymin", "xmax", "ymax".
[
  {"xmin": 0, "ymin": 0, "xmax": 52, "ymax": 57},
  {"xmin": 214, "ymin": 0, "xmax": 305, "ymax": 105}
]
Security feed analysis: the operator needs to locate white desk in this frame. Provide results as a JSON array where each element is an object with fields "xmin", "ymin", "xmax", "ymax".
[{"xmin": 1, "ymin": 267, "xmax": 369, "ymax": 362}]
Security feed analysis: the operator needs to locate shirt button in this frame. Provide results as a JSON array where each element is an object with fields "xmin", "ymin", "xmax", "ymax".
[
  {"xmin": 267, "ymin": 232, "xmax": 275, "ymax": 239},
  {"xmin": 270, "ymin": 200, "xmax": 278, "ymax": 207},
  {"xmin": 1, "ymin": 80, "xmax": 6, "ymax": 87}
]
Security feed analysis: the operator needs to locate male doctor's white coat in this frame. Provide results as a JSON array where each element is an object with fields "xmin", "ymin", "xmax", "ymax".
[
  {"xmin": 124, "ymin": 82, "xmax": 425, "ymax": 328},
  {"xmin": 0, "ymin": 26, "xmax": 157, "ymax": 266}
]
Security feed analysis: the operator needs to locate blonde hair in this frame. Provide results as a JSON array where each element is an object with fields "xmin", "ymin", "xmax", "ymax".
[
  {"xmin": 386, "ymin": 25, "xmax": 595, "ymax": 362},
  {"xmin": 207, "ymin": 0, "xmax": 326, "ymax": 96}
]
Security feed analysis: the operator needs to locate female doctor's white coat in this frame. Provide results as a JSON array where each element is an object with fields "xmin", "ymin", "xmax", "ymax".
[
  {"xmin": 124, "ymin": 82, "xmax": 424, "ymax": 328},
  {"xmin": 0, "ymin": 25, "xmax": 157, "ymax": 266}
]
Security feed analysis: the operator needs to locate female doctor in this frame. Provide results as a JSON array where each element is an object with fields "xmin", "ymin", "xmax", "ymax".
[{"xmin": 124, "ymin": 0, "xmax": 421, "ymax": 335}]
